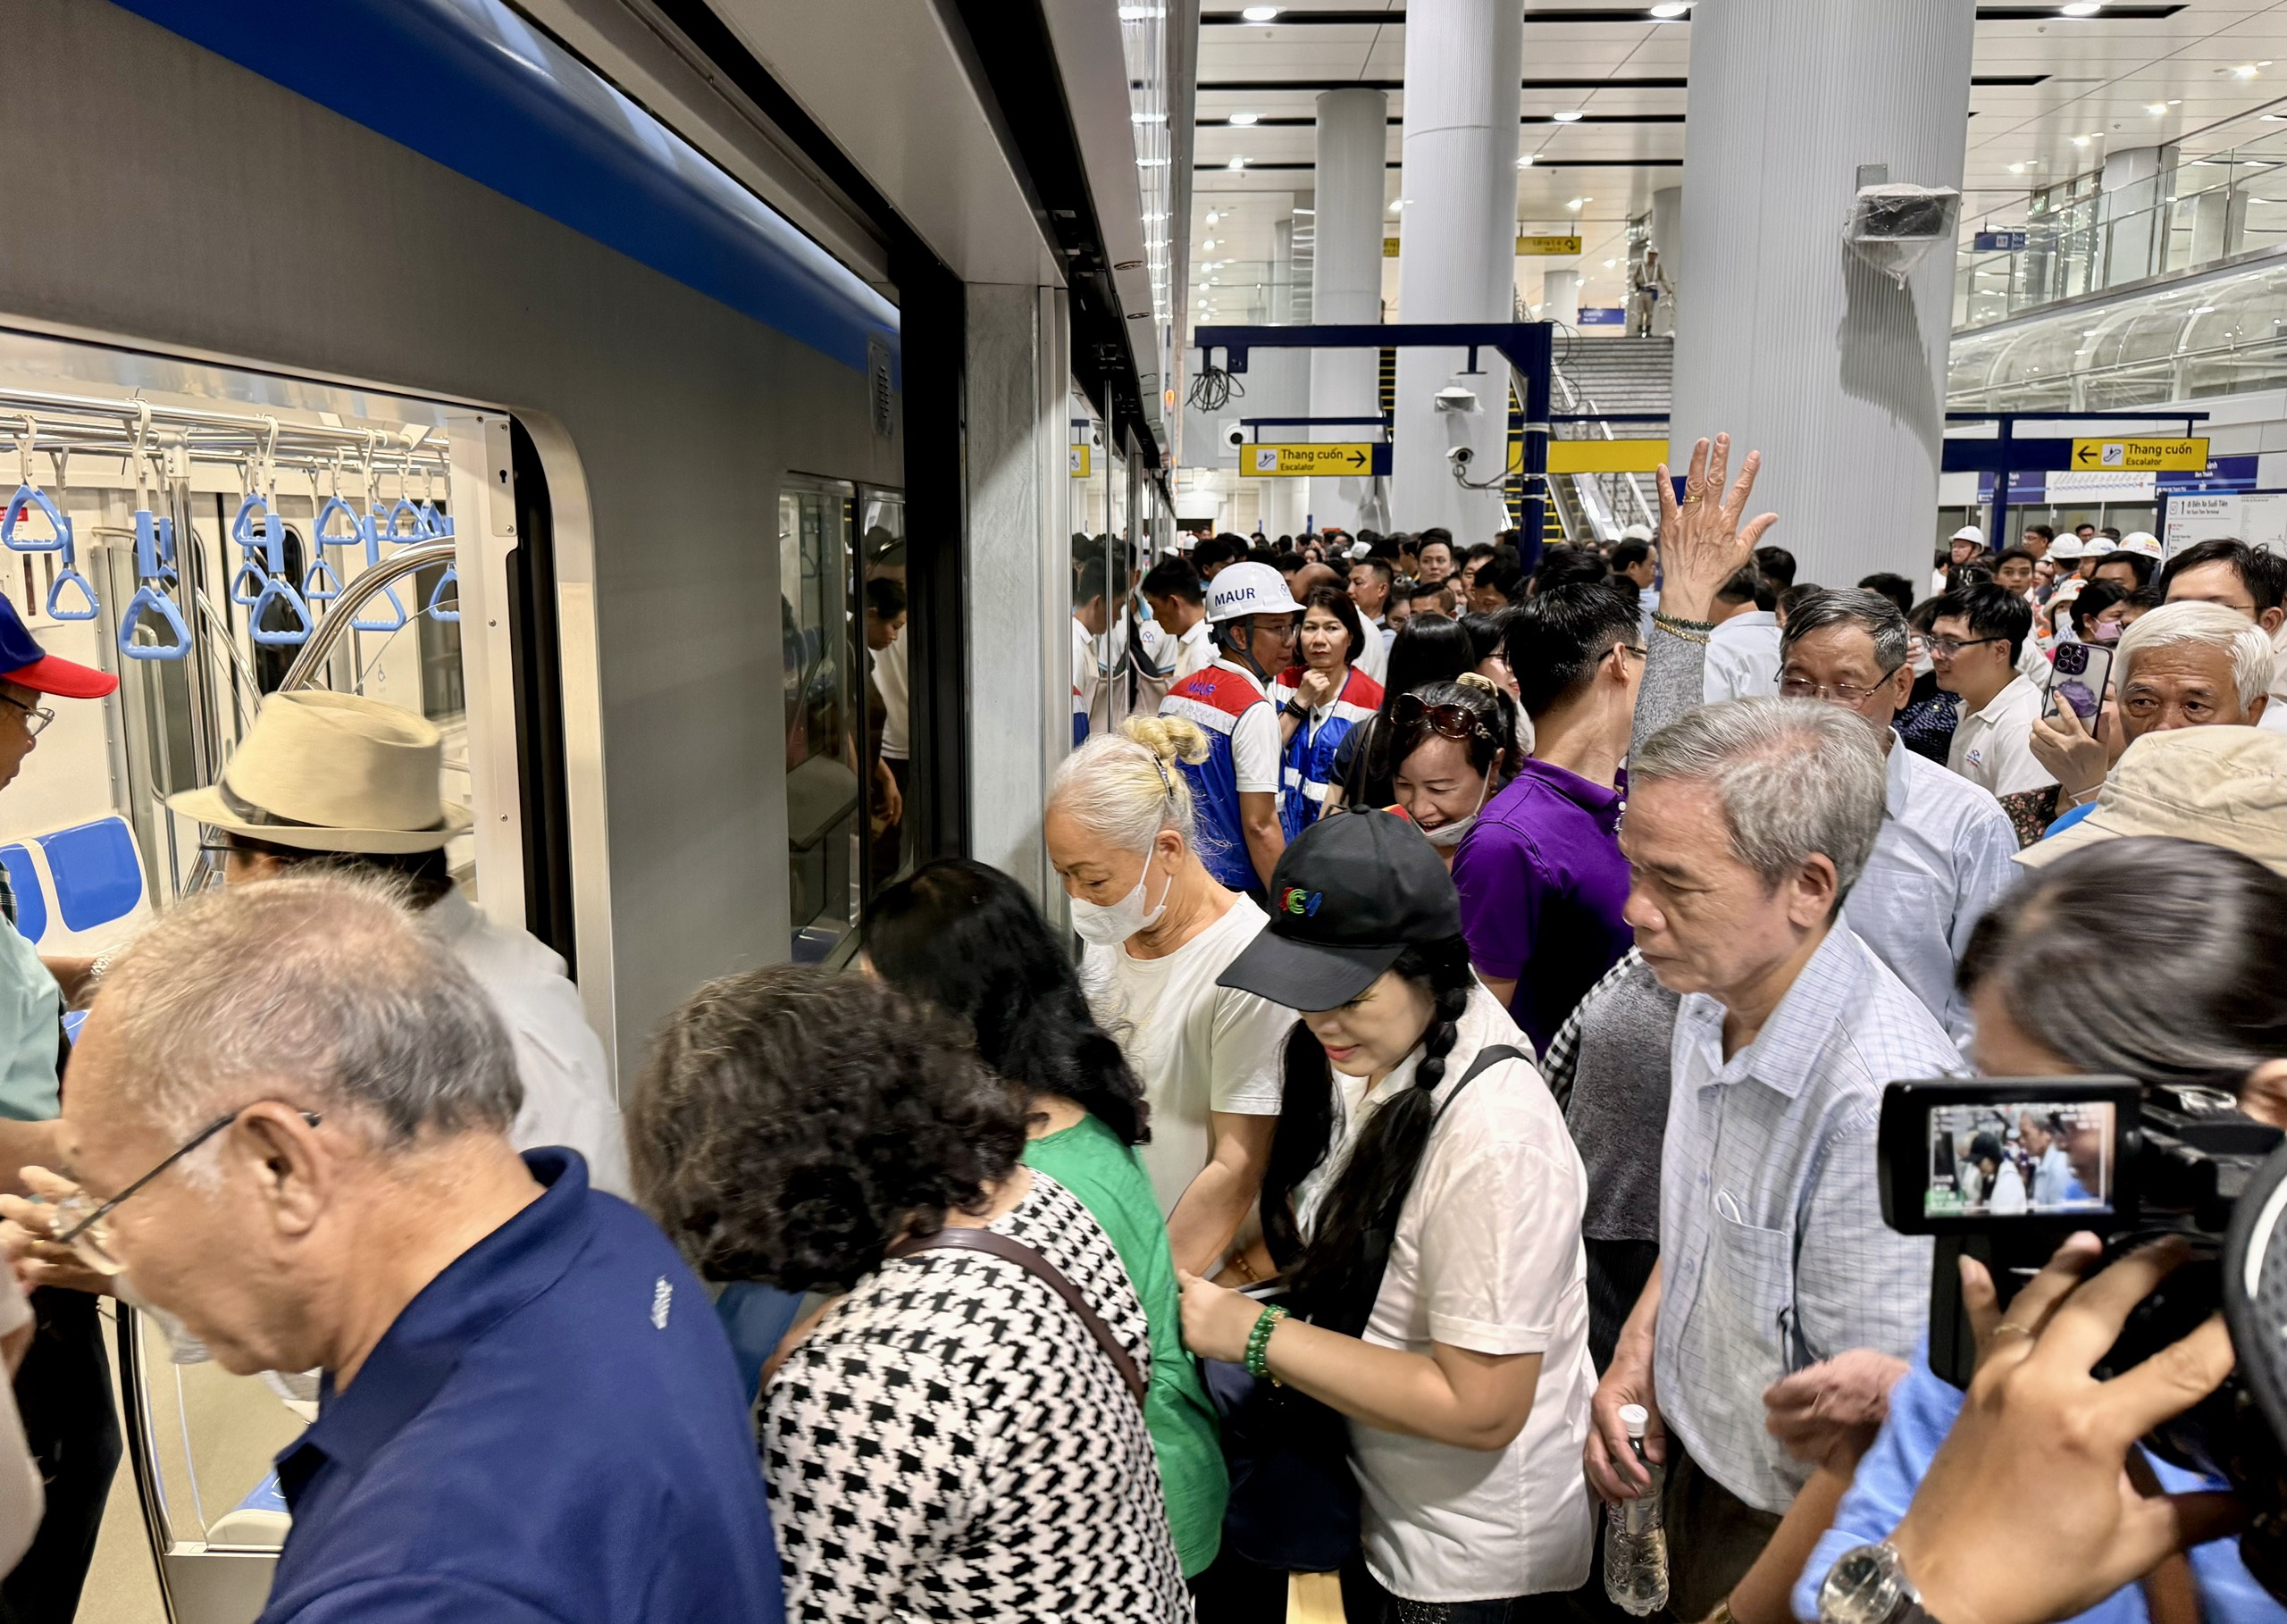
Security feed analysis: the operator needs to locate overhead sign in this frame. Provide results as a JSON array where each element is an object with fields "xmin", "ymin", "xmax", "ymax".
[
  {"xmin": 1383, "ymin": 234, "xmax": 1583, "ymax": 257},
  {"xmin": 1576, "ymin": 306, "xmax": 1628, "ymax": 325},
  {"xmin": 1244, "ymin": 443, "xmax": 1380, "ymax": 477},
  {"xmin": 1068, "ymin": 444, "xmax": 1092, "ymax": 478},
  {"xmin": 2070, "ymin": 436, "xmax": 2209, "ymax": 472},
  {"xmin": 1514, "ymin": 439, "xmax": 1671, "ymax": 475},
  {"xmin": 1973, "ymin": 230, "xmax": 2029, "ymax": 252},
  {"xmin": 2165, "ymin": 491, "xmax": 2287, "ymax": 557}
]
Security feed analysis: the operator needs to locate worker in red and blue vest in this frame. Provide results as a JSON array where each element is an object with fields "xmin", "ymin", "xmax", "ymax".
[
  {"xmin": 1269, "ymin": 586, "xmax": 1385, "ymax": 841},
  {"xmin": 1157, "ymin": 562, "xmax": 1301, "ymax": 895}
]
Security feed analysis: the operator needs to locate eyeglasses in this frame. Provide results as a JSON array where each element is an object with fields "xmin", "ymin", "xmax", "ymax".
[
  {"xmin": 46, "ymin": 1105, "xmax": 323, "ymax": 1275},
  {"xmin": 0, "ymin": 693, "xmax": 54, "ymax": 737},
  {"xmin": 1780, "ymin": 664, "xmax": 1906, "ymax": 704},
  {"xmin": 1392, "ymin": 692, "xmax": 1489, "ymax": 742},
  {"xmin": 1923, "ymin": 635, "xmax": 2008, "ymax": 659}
]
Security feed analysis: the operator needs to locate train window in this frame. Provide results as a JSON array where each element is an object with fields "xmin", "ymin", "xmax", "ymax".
[{"xmin": 781, "ymin": 476, "xmax": 860, "ymax": 962}]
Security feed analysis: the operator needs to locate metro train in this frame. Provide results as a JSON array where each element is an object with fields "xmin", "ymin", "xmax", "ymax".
[{"xmin": 0, "ymin": 0, "xmax": 1166, "ymax": 1617}]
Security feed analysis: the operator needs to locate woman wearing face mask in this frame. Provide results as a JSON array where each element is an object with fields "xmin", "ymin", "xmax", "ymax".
[
  {"xmin": 1780, "ymin": 836, "xmax": 2287, "ymax": 1624},
  {"xmin": 1179, "ymin": 811, "xmax": 1597, "ymax": 1621},
  {"xmin": 1271, "ymin": 588, "xmax": 1386, "ymax": 841},
  {"xmin": 1046, "ymin": 718, "xmax": 1297, "ymax": 1280},
  {"xmin": 1383, "ymin": 678, "xmax": 1518, "ymax": 867},
  {"xmin": 1326, "ymin": 615, "xmax": 1478, "ymax": 814}
]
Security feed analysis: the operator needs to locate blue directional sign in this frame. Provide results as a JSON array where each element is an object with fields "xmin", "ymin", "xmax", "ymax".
[{"xmin": 1973, "ymin": 230, "xmax": 2029, "ymax": 252}]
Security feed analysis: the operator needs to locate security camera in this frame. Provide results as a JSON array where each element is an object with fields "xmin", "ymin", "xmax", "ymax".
[
  {"xmin": 1219, "ymin": 419, "xmax": 1245, "ymax": 450},
  {"xmin": 1445, "ymin": 445, "xmax": 1474, "ymax": 468},
  {"xmin": 1433, "ymin": 385, "xmax": 1479, "ymax": 414}
]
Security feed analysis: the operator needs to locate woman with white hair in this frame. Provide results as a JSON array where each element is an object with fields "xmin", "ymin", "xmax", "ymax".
[
  {"xmin": 1045, "ymin": 717, "xmax": 1294, "ymax": 1278},
  {"xmin": 2030, "ymin": 598, "xmax": 2274, "ymax": 828}
]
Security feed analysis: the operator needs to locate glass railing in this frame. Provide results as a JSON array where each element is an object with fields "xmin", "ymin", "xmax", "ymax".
[{"xmin": 1954, "ymin": 133, "xmax": 2287, "ymax": 331}]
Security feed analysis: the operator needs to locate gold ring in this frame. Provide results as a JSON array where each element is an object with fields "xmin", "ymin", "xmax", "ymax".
[
  {"xmin": 1682, "ymin": 494, "xmax": 1704, "ymax": 506},
  {"xmin": 1992, "ymin": 1322, "xmax": 2033, "ymax": 1340}
]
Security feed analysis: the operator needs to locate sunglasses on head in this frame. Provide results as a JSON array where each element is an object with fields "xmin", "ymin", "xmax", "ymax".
[{"xmin": 1392, "ymin": 691, "xmax": 1489, "ymax": 742}]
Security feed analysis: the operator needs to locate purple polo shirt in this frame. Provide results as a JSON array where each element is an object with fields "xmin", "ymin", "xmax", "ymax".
[{"xmin": 1451, "ymin": 758, "xmax": 1632, "ymax": 1054}]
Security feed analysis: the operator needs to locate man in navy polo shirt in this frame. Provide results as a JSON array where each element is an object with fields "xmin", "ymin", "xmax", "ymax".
[{"xmin": 50, "ymin": 875, "xmax": 785, "ymax": 1624}]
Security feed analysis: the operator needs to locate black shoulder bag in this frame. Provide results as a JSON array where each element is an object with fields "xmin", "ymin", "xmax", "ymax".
[{"xmin": 1202, "ymin": 1043, "xmax": 1525, "ymax": 1574}]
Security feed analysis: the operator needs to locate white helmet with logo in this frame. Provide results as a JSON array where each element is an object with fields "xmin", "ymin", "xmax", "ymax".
[{"xmin": 1204, "ymin": 561, "xmax": 1306, "ymax": 624}]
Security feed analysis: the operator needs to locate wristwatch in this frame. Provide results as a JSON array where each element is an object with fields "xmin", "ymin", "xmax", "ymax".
[{"xmin": 1818, "ymin": 1543, "xmax": 1940, "ymax": 1624}]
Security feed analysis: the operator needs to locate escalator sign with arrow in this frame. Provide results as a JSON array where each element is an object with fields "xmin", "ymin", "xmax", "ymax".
[
  {"xmin": 1244, "ymin": 443, "xmax": 1384, "ymax": 476},
  {"xmin": 2069, "ymin": 437, "xmax": 2209, "ymax": 473}
]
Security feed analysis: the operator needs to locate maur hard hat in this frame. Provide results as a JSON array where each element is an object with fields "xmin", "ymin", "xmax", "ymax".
[{"xmin": 1204, "ymin": 561, "xmax": 1305, "ymax": 624}]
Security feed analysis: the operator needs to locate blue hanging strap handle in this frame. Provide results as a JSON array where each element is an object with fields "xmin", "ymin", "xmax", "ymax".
[
  {"xmin": 385, "ymin": 498, "xmax": 426, "ymax": 541},
  {"xmin": 2, "ymin": 486, "xmax": 69, "ymax": 554},
  {"xmin": 314, "ymin": 492, "xmax": 363, "ymax": 549},
  {"xmin": 349, "ymin": 526, "xmax": 406, "ymax": 632},
  {"xmin": 302, "ymin": 555, "xmax": 343, "ymax": 603},
  {"xmin": 229, "ymin": 491, "xmax": 273, "ymax": 559},
  {"xmin": 247, "ymin": 574, "xmax": 313, "ymax": 648},
  {"xmin": 46, "ymin": 568, "xmax": 98, "ymax": 622},
  {"xmin": 230, "ymin": 558, "xmax": 267, "ymax": 608},
  {"xmin": 118, "ymin": 584, "xmax": 191, "ymax": 662},
  {"xmin": 132, "ymin": 510, "xmax": 173, "ymax": 582},
  {"xmin": 426, "ymin": 564, "xmax": 461, "ymax": 623}
]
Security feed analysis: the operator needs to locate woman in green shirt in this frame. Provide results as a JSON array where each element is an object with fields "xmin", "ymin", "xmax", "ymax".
[{"xmin": 864, "ymin": 859, "xmax": 1228, "ymax": 1580}]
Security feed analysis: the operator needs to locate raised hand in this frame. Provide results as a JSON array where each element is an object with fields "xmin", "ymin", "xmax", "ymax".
[{"xmin": 1655, "ymin": 433, "xmax": 1779, "ymax": 625}]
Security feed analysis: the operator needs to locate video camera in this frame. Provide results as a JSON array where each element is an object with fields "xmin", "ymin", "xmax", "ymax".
[{"xmin": 1879, "ymin": 1078, "xmax": 2287, "ymax": 1592}]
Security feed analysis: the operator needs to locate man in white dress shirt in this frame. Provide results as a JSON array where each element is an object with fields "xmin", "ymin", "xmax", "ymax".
[
  {"xmin": 1139, "ymin": 556, "xmax": 1215, "ymax": 709},
  {"xmin": 1933, "ymin": 581, "xmax": 2056, "ymax": 805},
  {"xmin": 1777, "ymin": 590, "xmax": 2019, "ymax": 1042},
  {"xmin": 1703, "ymin": 565, "xmax": 1782, "ymax": 702}
]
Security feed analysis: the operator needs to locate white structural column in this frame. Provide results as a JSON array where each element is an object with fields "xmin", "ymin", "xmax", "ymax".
[
  {"xmin": 1307, "ymin": 88, "xmax": 1388, "ymax": 532},
  {"xmin": 1542, "ymin": 267, "xmax": 1580, "ymax": 327},
  {"xmin": 1650, "ymin": 185, "xmax": 1682, "ymax": 336},
  {"xmin": 1389, "ymin": 0, "xmax": 1522, "ymax": 540},
  {"xmin": 1671, "ymin": 0, "xmax": 1973, "ymax": 586},
  {"xmin": 1260, "ymin": 213, "xmax": 1311, "ymax": 537}
]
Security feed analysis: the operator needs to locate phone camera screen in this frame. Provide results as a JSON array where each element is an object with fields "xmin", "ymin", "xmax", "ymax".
[{"xmin": 1923, "ymin": 1101, "xmax": 2115, "ymax": 1218}]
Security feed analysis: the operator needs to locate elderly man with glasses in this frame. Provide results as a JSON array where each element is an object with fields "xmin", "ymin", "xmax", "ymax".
[{"xmin": 25, "ymin": 876, "xmax": 787, "ymax": 1624}]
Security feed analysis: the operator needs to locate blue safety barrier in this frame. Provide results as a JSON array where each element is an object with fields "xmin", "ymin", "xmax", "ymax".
[
  {"xmin": 0, "ymin": 844, "xmax": 46, "ymax": 944},
  {"xmin": 36, "ymin": 818, "xmax": 144, "ymax": 935},
  {"xmin": 2, "ymin": 486, "xmax": 69, "ymax": 553}
]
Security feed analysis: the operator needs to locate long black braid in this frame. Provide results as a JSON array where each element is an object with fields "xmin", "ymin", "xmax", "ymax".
[{"xmin": 1258, "ymin": 936, "xmax": 1479, "ymax": 1337}]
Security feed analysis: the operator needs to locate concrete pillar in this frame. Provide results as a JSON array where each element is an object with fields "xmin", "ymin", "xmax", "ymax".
[
  {"xmin": 1389, "ymin": 0, "xmax": 1524, "ymax": 541},
  {"xmin": 1669, "ymin": 0, "xmax": 1973, "ymax": 588},
  {"xmin": 1542, "ymin": 267, "xmax": 1580, "ymax": 327},
  {"xmin": 1308, "ymin": 88, "xmax": 1387, "ymax": 532},
  {"xmin": 964, "ymin": 283, "xmax": 1072, "ymax": 921}
]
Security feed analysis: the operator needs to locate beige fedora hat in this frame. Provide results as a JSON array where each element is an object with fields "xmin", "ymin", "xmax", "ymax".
[
  {"xmin": 2014, "ymin": 725, "xmax": 2287, "ymax": 877},
  {"xmin": 169, "ymin": 691, "xmax": 473, "ymax": 855}
]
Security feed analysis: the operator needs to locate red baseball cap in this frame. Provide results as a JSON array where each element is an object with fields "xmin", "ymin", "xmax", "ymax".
[{"xmin": 0, "ymin": 594, "xmax": 118, "ymax": 699}]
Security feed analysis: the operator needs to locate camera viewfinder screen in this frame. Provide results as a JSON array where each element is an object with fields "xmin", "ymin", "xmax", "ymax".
[{"xmin": 1923, "ymin": 1101, "xmax": 2115, "ymax": 1218}]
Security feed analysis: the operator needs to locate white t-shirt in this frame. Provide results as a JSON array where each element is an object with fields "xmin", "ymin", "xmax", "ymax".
[
  {"xmin": 1080, "ymin": 895, "xmax": 1292, "ymax": 1214},
  {"xmin": 1353, "ymin": 619, "xmax": 1389, "ymax": 684},
  {"xmin": 872, "ymin": 627, "xmax": 909, "ymax": 760},
  {"xmin": 1704, "ymin": 610, "xmax": 1781, "ymax": 703},
  {"xmin": 1311, "ymin": 985, "xmax": 1597, "ymax": 1602},
  {"xmin": 1073, "ymin": 616, "xmax": 1101, "ymax": 732},
  {"xmin": 1947, "ymin": 673, "xmax": 2057, "ymax": 797}
]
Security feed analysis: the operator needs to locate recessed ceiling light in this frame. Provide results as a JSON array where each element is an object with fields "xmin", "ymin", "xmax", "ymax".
[
  {"xmin": 2236, "ymin": 64, "xmax": 2262, "ymax": 79},
  {"xmin": 1648, "ymin": 2, "xmax": 1691, "ymax": 16},
  {"xmin": 1205, "ymin": 211, "xmax": 1219, "ymax": 224},
  {"xmin": 2072, "ymin": 134, "xmax": 2090, "ymax": 145},
  {"xmin": 1227, "ymin": 155, "xmax": 1245, "ymax": 170},
  {"xmin": 1604, "ymin": 258, "xmax": 1618, "ymax": 267},
  {"xmin": 1567, "ymin": 197, "xmax": 1587, "ymax": 209},
  {"xmin": 1228, "ymin": 111, "xmax": 1260, "ymax": 126},
  {"xmin": 1240, "ymin": 4, "xmax": 1281, "ymax": 19},
  {"xmin": 2058, "ymin": 1, "xmax": 2101, "ymax": 14},
  {"xmin": 2148, "ymin": 102, "xmax": 2171, "ymax": 114},
  {"xmin": 1553, "ymin": 110, "xmax": 1586, "ymax": 121},
  {"xmin": 1201, "ymin": 239, "xmax": 1217, "ymax": 250},
  {"xmin": 1517, "ymin": 154, "xmax": 1537, "ymax": 167},
  {"xmin": 2008, "ymin": 163, "xmax": 2025, "ymax": 173}
]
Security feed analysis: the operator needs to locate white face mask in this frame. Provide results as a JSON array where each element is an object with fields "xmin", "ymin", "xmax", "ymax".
[
  {"xmin": 1069, "ymin": 860, "xmax": 1174, "ymax": 946},
  {"xmin": 1416, "ymin": 767, "xmax": 1495, "ymax": 850}
]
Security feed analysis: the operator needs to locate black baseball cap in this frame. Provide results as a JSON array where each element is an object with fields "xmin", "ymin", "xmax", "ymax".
[{"xmin": 1217, "ymin": 810, "xmax": 1462, "ymax": 1010}]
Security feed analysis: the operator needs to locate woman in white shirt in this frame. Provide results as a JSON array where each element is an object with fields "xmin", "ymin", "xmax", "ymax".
[
  {"xmin": 1178, "ymin": 810, "xmax": 1596, "ymax": 1620},
  {"xmin": 1046, "ymin": 718, "xmax": 1295, "ymax": 1277}
]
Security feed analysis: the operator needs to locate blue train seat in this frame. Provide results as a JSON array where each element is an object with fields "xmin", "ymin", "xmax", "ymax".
[
  {"xmin": 36, "ymin": 817, "xmax": 145, "ymax": 935},
  {"xmin": 0, "ymin": 845, "xmax": 46, "ymax": 943}
]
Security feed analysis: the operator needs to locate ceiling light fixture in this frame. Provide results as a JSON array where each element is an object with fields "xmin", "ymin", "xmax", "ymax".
[
  {"xmin": 2008, "ymin": 163, "xmax": 2025, "ymax": 173},
  {"xmin": 1567, "ymin": 197, "xmax": 1587, "ymax": 209},
  {"xmin": 1227, "ymin": 155, "xmax": 1246, "ymax": 170},
  {"xmin": 1132, "ymin": 112, "xmax": 1164, "ymax": 124},
  {"xmin": 1228, "ymin": 111, "xmax": 1260, "ymax": 126},
  {"xmin": 2071, "ymin": 134, "xmax": 2090, "ymax": 146},
  {"xmin": 2148, "ymin": 102, "xmax": 2171, "ymax": 114},
  {"xmin": 1648, "ymin": 2, "xmax": 1691, "ymax": 16},
  {"xmin": 1240, "ymin": 4, "xmax": 1281, "ymax": 19},
  {"xmin": 2058, "ymin": 1, "xmax": 2101, "ymax": 14},
  {"xmin": 1205, "ymin": 211, "xmax": 1219, "ymax": 224},
  {"xmin": 1553, "ymin": 110, "xmax": 1586, "ymax": 121},
  {"xmin": 1604, "ymin": 258, "xmax": 1617, "ymax": 267},
  {"xmin": 2236, "ymin": 63, "xmax": 2262, "ymax": 79},
  {"xmin": 1518, "ymin": 154, "xmax": 1537, "ymax": 167}
]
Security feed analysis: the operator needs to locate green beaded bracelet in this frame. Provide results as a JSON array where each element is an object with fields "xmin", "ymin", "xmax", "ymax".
[{"xmin": 1244, "ymin": 1303, "xmax": 1289, "ymax": 1383}]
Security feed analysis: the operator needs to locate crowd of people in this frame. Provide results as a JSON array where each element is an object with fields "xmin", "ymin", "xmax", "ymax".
[{"xmin": 0, "ymin": 438, "xmax": 2277, "ymax": 1624}]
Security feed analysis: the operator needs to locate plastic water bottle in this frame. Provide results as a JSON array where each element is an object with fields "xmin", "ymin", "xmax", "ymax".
[{"xmin": 1604, "ymin": 1402, "xmax": 1670, "ymax": 1616}]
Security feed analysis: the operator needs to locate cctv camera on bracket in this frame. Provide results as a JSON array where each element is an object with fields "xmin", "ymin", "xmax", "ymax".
[
  {"xmin": 1433, "ymin": 385, "xmax": 1479, "ymax": 414},
  {"xmin": 1445, "ymin": 444, "xmax": 1475, "ymax": 467}
]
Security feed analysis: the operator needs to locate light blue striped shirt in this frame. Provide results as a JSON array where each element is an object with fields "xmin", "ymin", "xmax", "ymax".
[{"xmin": 1655, "ymin": 925, "xmax": 1960, "ymax": 1513}]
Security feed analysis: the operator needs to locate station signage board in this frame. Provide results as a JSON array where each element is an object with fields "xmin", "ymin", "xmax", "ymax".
[
  {"xmin": 1244, "ymin": 443, "xmax": 1378, "ymax": 476},
  {"xmin": 1068, "ymin": 444, "xmax": 1092, "ymax": 478},
  {"xmin": 1973, "ymin": 230, "xmax": 2029, "ymax": 252},
  {"xmin": 2069, "ymin": 437, "xmax": 2209, "ymax": 473},
  {"xmin": 1383, "ymin": 234, "xmax": 1584, "ymax": 257}
]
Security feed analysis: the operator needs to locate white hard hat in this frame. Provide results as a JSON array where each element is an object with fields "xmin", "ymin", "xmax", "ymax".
[
  {"xmin": 1204, "ymin": 561, "xmax": 1305, "ymax": 623},
  {"xmin": 2048, "ymin": 536, "xmax": 2085, "ymax": 560},
  {"xmin": 1951, "ymin": 524, "xmax": 1987, "ymax": 545},
  {"xmin": 1350, "ymin": 540, "xmax": 1373, "ymax": 561},
  {"xmin": 2083, "ymin": 538, "xmax": 2115, "ymax": 557},
  {"xmin": 2116, "ymin": 532, "xmax": 2165, "ymax": 560},
  {"xmin": 1620, "ymin": 523, "xmax": 1654, "ymax": 543}
]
